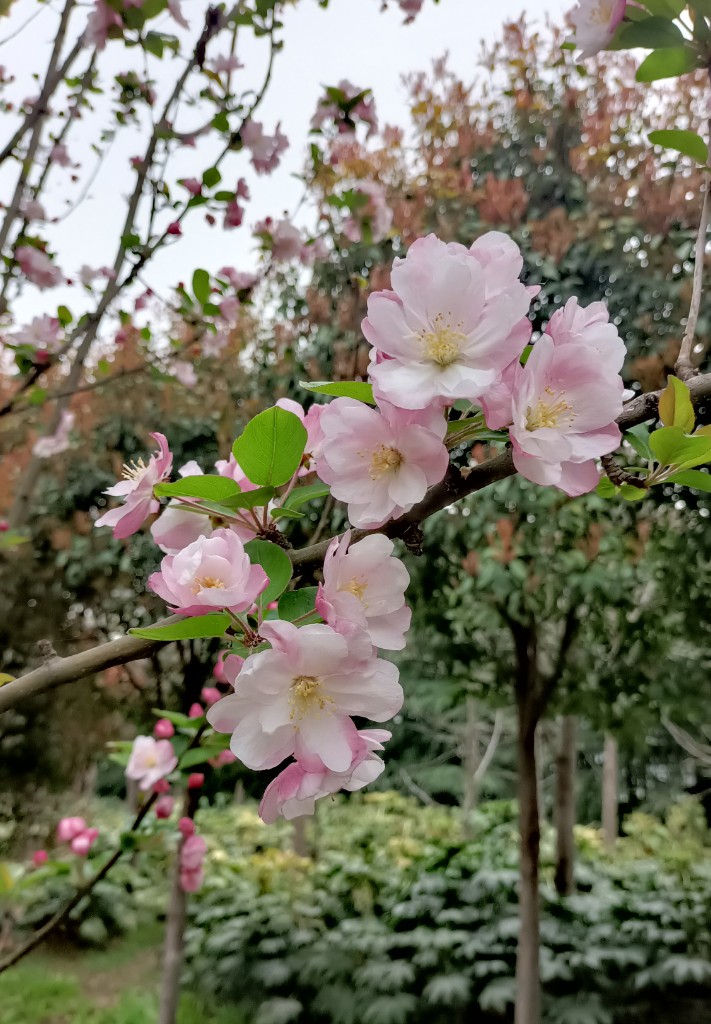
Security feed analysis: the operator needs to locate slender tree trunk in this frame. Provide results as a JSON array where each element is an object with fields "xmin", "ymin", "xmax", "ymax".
[
  {"xmin": 602, "ymin": 734, "xmax": 619, "ymax": 851},
  {"xmin": 515, "ymin": 703, "xmax": 540, "ymax": 1024},
  {"xmin": 158, "ymin": 856, "xmax": 187, "ymax": 1024},
  {"xmin": 554, "ymin": 716, "xmax": 577, "ymax": 897},
  {"xmin": 535, "ymin": 726, "xmax": 546, "ymax": 828},
  {"xmin": 462, "ymin": 697, "xmax": 480, "ymax": 830}
]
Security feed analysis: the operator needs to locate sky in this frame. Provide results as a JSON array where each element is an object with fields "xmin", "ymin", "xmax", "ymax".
[{"xmin": 1, "ymin": 0, "xmax": 569, "ymax": 318}]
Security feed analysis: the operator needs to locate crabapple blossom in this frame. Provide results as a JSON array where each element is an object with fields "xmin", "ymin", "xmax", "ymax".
[
  {"xmin": 148, "ymin": 529, "xmax": 268, "ymax": 615},
  {"xmin": 342, "ymin": 181, "xmax": 393, "ymax": 244},
  {"xmin": 206, "ymin": 620, "xmax": 402, "ymax": 773},
  {"xmin": 179, "ymin": 834, "xmax": 207, "ymax": 893},
  {"xmin": 155, "ymin": 796, "xmax": 175, "ymax": 819},
  {"xmin": 171, "ymin": 361, "xmax": 197, "ymax": 388},
  {"xmin": 152, "ymin": 779, "xmax": 170, "ymax": 795},
  {"xmin": 20, "ymin": 199, "xmax": 46, "ymax": 221},
  {"xmin": 150, "ymin": 460, "xmax": 212, "ymax": 555},
  {"xmin": 259, "ymin": 729, "xmax": 391, "ymax": 823},
  {"xmin": 189, "ymin": 704, "xmax": 204, "ymax": 719},
  {"xmin": 315, "ymin": 397, "xmax": 448, "ymax": 529},
  {"xmin": 317, "ymin": 532, "xmax": 411, "ymax": 650},
  {"xmin": 50, "ymin": 142, "xmax": 71, "ymax": 166},
  {"xmin": 544, "ymin": 296, "xmax": 626, "ymax": 374},
  {"xmin": 84, "ymin": 0, "xmax": 122, "ymax": 49},
  {"xmin": 125, "ymin": 736, "xmax": 178, "ymax": 791},
  {"xmin": 255, "ymin": 217, "xmax": 303, "ymax": 262},
  {"xmin": 12, "ymin": 314, "xmax": 62, "ymax": 351},
  {"xmin": 178, "ymin": 817, "xmax": 195, "ymax": 838},
  {"xmin": 95, "ymin": 432, "xmax": 173, "ymax": 539},
  {"xmin": 16, "ymin": 246, "xmax": 63, "ymax": 289},
  {"xmin": 32, "ymin": 411, "xmax": 74, "ymax": 459},
  {"xmin": 32, "ymin": 850, "xmax": 49, "ymax": 867},
  {"xmin": 71, "ymin": 828, "xmax": 99, "ymax": 856},
  {"xmin": 188, "ymin": 772, "xmax": 205, "ymax": 789},
  {"xmin": 241, "ymin": 119, "xmax": 288, "ymax": 174},
  {"xmin": 57, "ymin": 817, "xmax": 87, "ymax": 843},
  {"xmin": 508, "ymin": 334, "xmax": 623, "ymax": 496},
  {"xmin": 363, "ymin": 233, "xmax": 532, "ymax": 409},
  {"xmin": 154, "ymin": 718, "xmax": 175, "ymax": 739},
  {"xmin": 201, "ymin": 686, "xmax": 221, "ymax": 706},
  {"xmin": 568, "ymin": 0, "xmax": 626, "ymax": 59},
  {"xmin": 397, "ymin": 0, "xmax": 425, "ymax": 22},
  {"xmin": 209, "ymin": 54, "xmax": 243, "ymax": 74}
]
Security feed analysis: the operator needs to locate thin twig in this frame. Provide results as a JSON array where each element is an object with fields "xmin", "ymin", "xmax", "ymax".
[{"xmin": 677, "ymin": 150, "xmax": 711, "ymax": 380}]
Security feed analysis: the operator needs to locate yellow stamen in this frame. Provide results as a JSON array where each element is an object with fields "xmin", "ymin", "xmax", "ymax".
[
  {"xmin": 192, "ymin": 575, "xmax": 225, "ymax": 593},
  {"xmin": 343, "ymin": 577, "xmax": 367, "ymax": 602},
  {"xmin": 417, "ymin": 313, "xmax": 466, "ymax": 368},
  {"xmin": 289, "ymin": 675, "xmax": 331, "ymax": 720},
  {"xmin": 525, "ymin": 387, "xmax": 575, "ymax": 431},
  {"xmin": 370, "ymin": 444, "xmax": 402, "ymax": 479},
  {"xmin": 122, "ymin": 457, "xmax": 148, "ymax": 481}
]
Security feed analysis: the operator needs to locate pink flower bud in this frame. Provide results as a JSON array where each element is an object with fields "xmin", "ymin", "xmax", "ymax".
[
  {"xmin": 200, "ymin": 687, "xmax": 221, "ymax": 707},
  {"xmin": 130, "ymin": 156, "xmax": 142, "ymax": 170},
  {"xmin": 155, "ymin": 795, "xmax": 175, "ymax": 819},
  {"xmin": 216, "ymin": 749, "xmax": 237, "ymax": 767},
  {"xmin": 70, "ymin": 828, "xmax": 98, "ymax": 856},
  {"xmin": 167, "ymin": 221, "xmax": 182, "ymax": 236},
  {"xmin": 267, "ymin": 601, "xmax": 278, "ymax": 611},
  {"xmin": 57, "ymin": 816, "xmax": 87, "ymax": 843},
  {"xmin": 188, "ymin": 703, "xmax": 204, "ymax": 719},
  {"xmin": 154, "ymin": 718, "xmax": 175, "ymax": 739},
  {"xmin": 182, "ymin": 177, "xmax": 202, "ymax": 196},
  {"xmin": 152, "ymin": 778, "xmax": 171, "ymax": 795},
  {"xmin": 187, "ymin": 772, "xmax": 204, "ymax": 789},
  {"xmin": 0, "ymin": 520, "xmax": 8, "ymax": 532},
  {"xmin": 178, "ymin": 817, "xmax": 195, "ymax": 837},
  {"xmin": 32, "ymin": 850, "xmax": 48, "ymax": 867}
]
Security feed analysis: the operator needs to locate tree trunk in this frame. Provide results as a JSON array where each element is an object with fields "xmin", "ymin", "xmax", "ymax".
[
  {"xmin": 535, "ymin": 725, "xmax": 546, "ymax": 827},
  {"xmin": 554, "ymin": 716, "xmax": 577, "ymax": 897},
  {"xmin": 157, "ymin": 852, "xmax": 187, "ymax": 1024},
  {"xmin": 461, "ymin": 697, "xmax": 480, "ymax": 830},
  {"xmin": 515, "ymin": 704, "xmax": 540, "ymax": 1024},
  {"xmin": 602, "ymin": 733, "xmax": 619, "ymax": 851}
]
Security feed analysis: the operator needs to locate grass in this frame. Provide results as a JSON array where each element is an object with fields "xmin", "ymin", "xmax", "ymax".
[{"xmin": 0, "ymin": 925, "xmax": 241, "ymax": 1024}]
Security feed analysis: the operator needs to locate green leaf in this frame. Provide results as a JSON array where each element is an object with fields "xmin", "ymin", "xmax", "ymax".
[
  {"xmin": 179, "ymin": 745, "xmax": 227, "ymax": 769},
  {"xmin": 636, "ymin": 47, "xmax": 697, "ymax": 81},
  {"xmin": 152, "ymin": 709, "xmax": 196, "ymax": 728},
  {"xmin": 648, "ymin": 129, "xmax": 708, "ymax": 164},
  {"xmin": 618, "ymin": 16, "xmax": 685, "ymax": 49},
  {"xmin": 642, "ymin": 0, "xmax": 686, "ymax": 15},
  {"xmin": 143, "ymin": 30, "xmax": 165, "ymax": 57},
  {"xmin": 624, "ymin": 424, "xmax": 653, "ymax": 461},
  {"xmin": 192, "ymin": 269, "xmax": 211, "ymax": 307},
  {"xmin": 56, "ymin": 304, "xmax": 72, "ymax": 326},
  {"xmin": 620, "ymin": 483, "xmax": 648, "ymax": 501},
  {"xmin": 666, "ymin": 469, "xmax": 711, "ymax": 491},
  {"xmin": 155, "ymin": 475, "xmax": 239, "ymax": 502},
  {"xmin": 277, "ymin": 587, "xmax": 320, "ymax": 622},
  {"xmin": 658, "ymin": 375, "xmax": 696, "ymax": 431},
  {"xmin": 244, "ymin": 539, "xmax": 293, "ymax": 603},
  {"xmin": 596, "ymin": 476, "xmax": 618, "ymax": 498},
  {"xmin": 300, "ymin": 380, "xmax": 375, "ymax": 405},
  {"xmin": 281, "ymin": 482, "xmax": 330, "ymax": 511},
  {"xmin": 202, "ymin": 166, "xmax": 222, "ymax": 189},
  {"xmin": 130, "ymin": 614, "xmax": 231, "ymax": 641},
  {"xmin": 649, "ymin": 425, "xmax": 711, "ymax": 469},
  {"xmin": 232, "ymin": 408, "xmax": 307, "ymax": 487}
]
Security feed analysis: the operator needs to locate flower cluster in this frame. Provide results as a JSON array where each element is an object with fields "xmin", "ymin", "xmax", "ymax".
[{"xmin": 56, "ymin": 816, "xmax": 99, "ymax": 857}]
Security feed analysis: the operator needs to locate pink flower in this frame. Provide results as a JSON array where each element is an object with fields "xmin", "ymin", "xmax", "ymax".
[
  {"xmin": 219, "ymin": 267, "xmax": 258, "ymax": 291},
  {"xmin": 187, "ymin": 772, "xmax": 204, "ymax": 789},
  {"xmin": 71, "ymin": 828, "xmax": 99, "ymax": 856},
  {"xmin": 223, "ymin": 200, "xmax": 245, "ymax": 229},
  {"xmin": 179, "ymin": 834, "xmax": 206, "ymax": 892},
  {"xmin": 508, "ymin": 334, "xmax": 623, "ymax": 496},
  {"xmin": 342, "ymin": 181, "xmax": 392, "ymax": 244},
  {"xmin": 32, "ymin": 850, "xmax": 49, "ymax": 867},
  {"xmin": 32, "ymin": 411, "xmax": 74, "ymax": 459},
  {"xmin": 241, "ymin": 120, "xmax": 288, "ymax": 174},
  {"xmin": 167, "ymin": 221, "xmax": 182, "ymax": 236},
  {"xmin": 544, "ymin": 297, "xmax": 626, "ymax": 374},
  {"xmin": 79, "ymin": 264, "xmax": 115, "ymax": 288},
  {"xmin": 568, "ymin": 0, "xmax": 626, "ymax": 59},
  {"xmin": 189, "ymin": 703, "xmax": 204, "ymax": 719},
  {"xmin": 13, "ymin": 315, "xmax": 61, "ymax": 352},
  {"xmin": 57, "ymin": 817, "xmax": 86, "ymax": 843},
  {"xmin": 201, "ymin": 686, "xmax": 221, "ymax": 706},
  {"xmin": 363, "ymin": 233, "xmax": 532, "ymax": 410},
  {"xmin": 210, "ymin": 54, "xmax": 243, "ymax": 74},
  {"xmin": 148, "ymin": 529, "xmax": 268, "ymax": 615},
  {"xmin": 206, "ymin": 620, "xmax": 402, "ymax": 772},
  {"xmin": 150, "ymin": 461, "xmax": 212, "ymax": 554},
  {"xmin": 178, "ymin": 817, "xmax": 195, "ymax": 837},
  {"xmin": 259, "ymin": 729, "xmax": 390, "ymax": 823},
  {"xmin": 255, "ymin": 218, "xmax": 303, "ymax": 262},
  {"xmin": 21, "ymin": 199, "xmax": 46, "ymax": 222},
  {"xmin": 155, "ymin": 795, "xmax": 175, "ymax": 819},
  {"xmin": 219, "ymin": 296, "xmax": 240, "ymax": 322},
  {"xmin": 317, "ymin": 532, "xmax": 411, "ymax": 650},
  {"xmin": 167, "ymin": 0, "xmax": 189, "ymax": 28},
  {"xmin": 171, "ymin": 361, "xmax": 197, "ymax": 388},
  {"xmin": 50, "ymin": 143, "xmax": 71, "ymax": 166},
  {"xmin": 214, "ymin": 651, "xmax": 244, "ymax": 685},
  {"xmin": 125, "ymin": 735, "xmax": 178, "ymax": 792},
  {"xmin": 84, "ymin": 0, "xmax": 123, "ymax": 49},
  {"xmin": 397, "ymin": 0, "xmax": 424, "ymax": 22},
  {"xmin": 16, "ymin": 246, "xmax": 62, "ymax": 289},
  {"xmin": 311, "ymin": 80, "xmax": 378, "ymax": 137},
  {"xmin": 316, "ymin": 398, "xmax": 448, "ymax": 529},
  {"xmin": 215, "ymin": 749, "xmax": 237, "ymax": 767},
  {"xmin": 154, "ymin": 718, "xmax": 175, "ymax": 739},
  {"xmin": 95, "ymin": 432, "xmax": 173, "ymax": 539},
  {"xmin": 181, "ymin": 178, "xmax": 202, "ymax": 196},
  {"xmin": 152, "ymin": 778, "xmax": 170, "ymax": 795}
]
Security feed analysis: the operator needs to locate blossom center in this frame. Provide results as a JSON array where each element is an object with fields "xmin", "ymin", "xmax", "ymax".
[
  {"xmin": 343, "ymin": 577, "xmax": 368, "ymax": 602},
  {"xmin": 525, "ymin": 388, "xmax": 575, "ymax": 431},
  {"xmin": 122, "ymin": 457, "xmax": 148, "ymax": 482},
  {"xmin": 418, "ymin": 314, "xmax": 466, "ymax": 368},
  {"xmin": 370, "ymin": 444, "xmax": 402, "ymax": 479},
  {"xmin": 590, "ymin": 0, "xmax": 614, "ymax": 25},
  {"xmin": 192, "ymin": 575, "xmax": 225, "ymax": 592},
  {"xmin": 290, "ymin": 675, "xmax": 330, "ymax": 719}
]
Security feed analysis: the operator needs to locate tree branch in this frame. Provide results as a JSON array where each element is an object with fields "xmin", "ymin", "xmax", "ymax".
[{"xmin": 676, "ymin": 144, "xmax": 710, "ymax": 380}]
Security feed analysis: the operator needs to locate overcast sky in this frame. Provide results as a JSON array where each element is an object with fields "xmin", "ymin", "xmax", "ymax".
[{"xmin": 1, "ymin": 0, "xmax": 569, "ymax": 317}]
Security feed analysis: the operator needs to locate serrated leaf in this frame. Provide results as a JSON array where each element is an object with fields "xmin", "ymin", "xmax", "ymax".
[
  {"xmin": 233, "ymin": 408, "xmax": 307, "ymax": 487},
  {"xmin": 300, "ymin": 380, "xmax": 375, "ymax": 404},
  {"xmin": 244, "ymin": 539, "xmax": 293, "ymax": 603},
  {"xmin": 155, "ymin": 475, "xmax": 239, "ymax": 502},
  {"xmin": 658, "ymin": 375, "xmax": 696, "ymax": 431},
  {"xmin": 636, "ymin": 46, "xmax": 697, "ymax": 81},
  {"xmin": 130, "ymin": 614, "xmax": 231, "ymax": 641},
  {"xmin": 648, "ymin": 129, "xmax": 708, "ymax": 164}
]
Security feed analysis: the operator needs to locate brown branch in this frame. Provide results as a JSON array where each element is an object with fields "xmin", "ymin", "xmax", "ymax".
[{"xmin": 600, "ymin": 454, "xmax": 647, "ymax": 490}]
